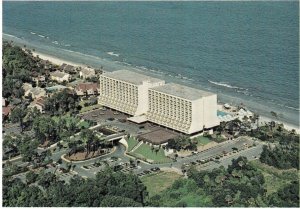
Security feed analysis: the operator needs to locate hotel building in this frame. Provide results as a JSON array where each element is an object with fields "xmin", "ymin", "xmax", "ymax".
[
  {"xmin": 98, "ymin": 70, "xmax": 165, "ymax": 116},
  {"xmin": 147, "ymin": 83, "xmax": 219, "ymax": 134}
]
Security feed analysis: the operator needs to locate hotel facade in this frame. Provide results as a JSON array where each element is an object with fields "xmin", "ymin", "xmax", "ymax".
[
  {"xmin": 98, "ymin": 70, "xmax": 165, "ymax": 116},
  {"xmin": 98, "ymin": 70, "xmax": 219, "ymax": 134},
  {"xmin": 147, "ymin": 83, "xmax": 219, "ymax": 134}
]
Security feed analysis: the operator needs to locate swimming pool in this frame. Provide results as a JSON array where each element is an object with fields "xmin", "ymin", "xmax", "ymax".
[{"xmin": 217, "ymin": 111, "xmax": 228, "ymax": 117}]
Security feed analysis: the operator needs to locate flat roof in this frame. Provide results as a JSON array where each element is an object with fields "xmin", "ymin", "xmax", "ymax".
[
  {"xmin": 150, "ymin": 83, "xmax": 215, "ymax": 101},
  {"xmin": 137, "ymin": 129, "xmax": 179, "ymax": 145},
  {"xmin": 102, "ymin": 70, "xmax": 164, "ymax": 85}
]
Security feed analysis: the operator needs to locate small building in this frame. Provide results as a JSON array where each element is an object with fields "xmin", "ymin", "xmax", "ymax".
[
  {"xmin": 50, "ymin": 71, "xmax": 70, "ymax": 83},
  {"xmin": 137, "ymin": 129, "xmax": 179, "ymax": 145},
  {"xmin": 28, "ymin": 97, "xmax": 46, "ymax": 113},
  {"xmin": 75, "ymin": 83, "xmax": 100, "ymax": 96},
  {"xmin": 79, "ymin": 67, "xmax": 96, "ymax": 79},
  {"xmin": 3, "ymin": 106, "xmax": 13, "ymax": 121},
  {"xmin": 23, "ymin": 83, "xmax": 33, "ymax": 92},
  {"xmin": 24, "ymin": 87, "xmax": 46, "ymax": 99},
  {"xmin": 32, "ymin": 75, "xmax": 46, "ymax": 85},
  {"xmin": 64, "ymin": 65, "xmax": 77, "ymax": 74}
]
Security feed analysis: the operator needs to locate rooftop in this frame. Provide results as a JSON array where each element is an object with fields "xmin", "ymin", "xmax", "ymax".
[
  {"xmin": 50, "ymin": 71, "xmax": 69, "ymax": 78},
  {"xmin": 137, "ymin": 129, "xmax": 179, "ymax": 145},
  {"xmin": 76, "ymin": 83, "xmax": 99, "ymax": 91},
  {"xmin": 81, "ymin": 67, "xmax": 95, "ymax": 75},
  {"xmin": 150, "ymin": 83, "xmax": 215, "ymax": 101},
  {"xmin": 102, "ymin": 70, "xmax": 164, "ymax": 85}
]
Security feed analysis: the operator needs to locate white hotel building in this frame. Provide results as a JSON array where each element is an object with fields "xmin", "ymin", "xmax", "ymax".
[
  {"xmin": 98, "ymin": 70, "xmax": 219, "ymax": 135},
  {"xmin": 147, "ymin": 83, "xmax": 219, "ymax": 134},
  {"xmin": 98, "ymin": 70, "xmax": 165, "ymax": 116}
]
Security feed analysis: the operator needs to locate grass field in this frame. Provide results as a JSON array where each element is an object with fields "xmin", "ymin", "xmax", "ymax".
[
  {"xmin": 250, "ymin": 160, "xmax": 298, "ymax": 195},
  {"xmin": 131, "ymin": 143, "xmax": 172, "ymax": 163},
  {"xmin": 193, "ymin": 136, "xmax": 212, "ymax": 145},
  {"xmin": 126, "ymin": 137, "xmax": 139, "ymax": 152},
  {"xmin": 141, "ymin": 171, "xmax": 182, "ymax": 197}
]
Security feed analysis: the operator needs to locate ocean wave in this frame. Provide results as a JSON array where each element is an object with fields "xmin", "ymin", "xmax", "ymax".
[
  {"xmin": 30, "ymin": 32, "xmax": 36, "ymax": 35},
  {"xmin": 3, "ymin": 33, "xmax": 22, "ymax": 40},
  {"xmin": 38, "ymin": 34, "xmax": 46, "ymax": 38},
  {"xmin": 208, "ymin": 80, "xmax": 245, "ymax": 90},
  {"xmin": 52, "ymin": 41, "xmax": 59, "ymax": 45},
  {"xmin": 107, "ymin": 52, "xmax": 119, "ymax": 57},
  {"xmin": 284, "ymin": 105, "xmax": 300, "ymax": 111}
]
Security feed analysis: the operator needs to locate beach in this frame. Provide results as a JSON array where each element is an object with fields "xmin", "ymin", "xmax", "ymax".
[
  {"xmin": 31, "ymin": 50, "xmax": 300, "ymax": 134},
  {"xmin": 31, "ymin": 51, "xmax": 85, "ymax": 67}
]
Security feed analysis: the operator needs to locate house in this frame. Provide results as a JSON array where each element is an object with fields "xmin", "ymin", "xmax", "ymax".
[
  {"xmin": 50, "ymin": 71, "xmax": 70, "ymax": 83},
  {"xmin": 79, "ymin": 67, "xmax": 96, "ymax": 79},
  {"xmin": 60, "ymin": 63, "xmax": 77, "ymax": 74},
  {"xmin": 28, "ymin": 97, "xmax": 46, "ymax": 113},
  {"xmin": 33, "ymin": 75, "xmax": 46, "ymax": 85},
  {"xmin": 2, "ymin": 98, "xmax": 8, "ymax": 107},
  {"xmin": 3, "ymin": 106, "xmax": 13, "ymax": 121},
  {"xmin": 75, "ymin": 83, "xmax": 100, "ymax": 96},
  {"xmin": 23, "ymin": 83, "xmax": 33, "ymax": 92},
  {"xmin": 24, "ymin": 87, "xmax": 46, "ymax": 99}
]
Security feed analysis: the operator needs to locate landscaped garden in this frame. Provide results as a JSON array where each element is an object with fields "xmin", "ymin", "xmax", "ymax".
[
  {"xmin": 130, "ymin": 143, "xmax": 172, "ymax": 163},
  {"xmin": 193, "ymin": 136, "xmax": 212, "ymax": 145},
  {"xmin": 126, "ymin": 137, "xmax": 139, "ymax": 152}
]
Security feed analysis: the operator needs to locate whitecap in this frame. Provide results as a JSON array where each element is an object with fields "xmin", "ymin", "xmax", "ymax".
[
  {"xmin": 30, "ymin": 32, "xmax": 36, "ymax": 35},
  {"xmin": 38, "ymin": 34, "xmax": 45, "ymax": 38},
  {"xmin": 208, "ymin": 80, "xmax": 244, "ymax": 90},
  {"xmin": 107, "ymin": 52, "xmax": 119, "ymax": 57}
]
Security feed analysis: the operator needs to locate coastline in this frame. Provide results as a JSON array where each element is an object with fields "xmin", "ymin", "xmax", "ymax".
[
  {"xmin": 31, "ymin": 50, "xmax": 300, "ymax": 134},
  {"xmin": 31, "ymin": 51, "xmax": 84, "ymax": 67}
]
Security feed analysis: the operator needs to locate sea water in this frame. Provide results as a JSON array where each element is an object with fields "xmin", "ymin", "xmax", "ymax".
[{"xmin": 3, "ymin": 1, "xmax": 299, "ymax": 126}]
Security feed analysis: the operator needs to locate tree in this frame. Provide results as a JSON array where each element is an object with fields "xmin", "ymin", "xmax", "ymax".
[
  {"xmin": 99, "ymin": 196, "xmax": 142, "ymax": 207},
  {"xmin": 10, "ymin": 107, "xmax": 27, "ymax": 132},
  {"xmin": 25, "ymin": 171, "xmax": 38, "ymax": 185}
]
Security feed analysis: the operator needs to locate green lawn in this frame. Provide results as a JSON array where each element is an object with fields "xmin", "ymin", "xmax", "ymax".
[
  {"xmin": 193, "ymin": 136, "xmax": 212, "ymax": 145},
  {"xmin": 141, "ymin": 171, "xmax": 182, "ymax": 197},
  {"xmin": 127, "ymin": 137, "xmax": 139, "ymax": 152},
  {"xmin": 78, "ymin": 120, "xmax": 90, "ymax": 129},
  {"xmin": 131, "ymin": 143, "xmax": 172, "ymax": 163},
  {"xmin": 250, "ymin": 160, "xmax": 298, "ymax": 195}
]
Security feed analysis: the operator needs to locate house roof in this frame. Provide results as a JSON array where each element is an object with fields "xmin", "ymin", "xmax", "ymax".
[
  {"xmin": 36, "ymin": 97, "xmax": 46, "ymax": 107},
  {"xmin": 81, "ymin": 67, "xmax": 95, "ymax": 76},
  {"xmin": 75, "ymin": 83, "xmax": 99, "ymax": 92},
  {"xmin": 64, "ymin": 65, "xmax": 76, "ymax": 73},
  {"xmin": 29, "ymin": 87, "xmax": 46, "ymax": 96},
  {"xmin": 51, "ymin": 71, "xmax": 70, "ymax": 78},
  {"xmin": 23, "ymin": 83, "xmax": 33, "ymax": 92},
  {"xmin": 2, "ymin": 106, "xmax": 12, "ymax": 116}
]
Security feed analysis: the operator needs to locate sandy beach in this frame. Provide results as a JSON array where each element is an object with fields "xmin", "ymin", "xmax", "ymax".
[{"xmin": 31, "ymin": 50, "xmax": 86, "ymax": 67}]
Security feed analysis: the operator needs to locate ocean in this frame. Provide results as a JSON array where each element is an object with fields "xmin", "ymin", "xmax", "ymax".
[{"xmin": 3, "ymin": 1, "xmax": 299, "ymax": 126}]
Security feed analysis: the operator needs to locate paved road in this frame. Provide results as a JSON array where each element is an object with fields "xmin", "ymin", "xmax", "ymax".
[{"xmin": 7, "ymin": 136, "xmax": 264, "ymax": 180}]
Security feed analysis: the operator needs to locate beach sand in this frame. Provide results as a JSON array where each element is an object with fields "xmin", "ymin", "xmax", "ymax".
[
  {"xmin": 32, "ymin": 50, "xmax": 85, "ymax": 67},
  {"xmin": 259, "ymin": 115, "xmax": 299, "ymax": 134}
]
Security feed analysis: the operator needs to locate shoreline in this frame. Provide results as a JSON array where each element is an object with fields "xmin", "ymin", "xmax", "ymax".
[
  {"xmin": 30, "ymin": 50, "xmax": 300, "ymax": 134},
  {"xmin": 3, "ymin": 35, "xmax": 299, "ymax": 131}
]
